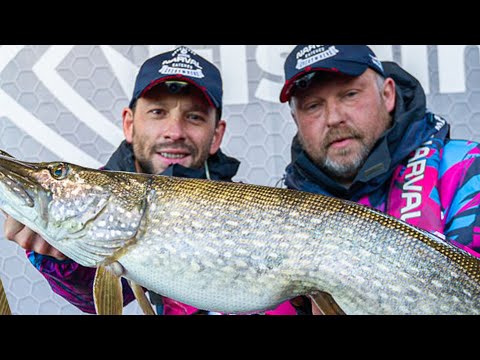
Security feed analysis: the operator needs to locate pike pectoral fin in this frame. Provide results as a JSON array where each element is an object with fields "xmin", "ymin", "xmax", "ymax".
[
  {"xmin": 128, "ymin": 281, "xmax": 156, "ymax": 315},
  {"xmin": 93, "ymin": 265, "xmax": 123, "ymax": 315},
  {"xmin": 308, "ymin": 291, "xmax": 346, "ymax": 315},
  {"xmin": 0, "ymin": 278, "xmax": 12, "ymax": 315}
]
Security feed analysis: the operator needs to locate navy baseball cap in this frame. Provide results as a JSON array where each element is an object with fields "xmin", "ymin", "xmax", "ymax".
[
  {"xmin": 129, "ymin": 46, "xmax": 223, "ymax": 110},
  {"xmin": 280, "ymin": 45, "xmax": 385, "ymax": 103}
]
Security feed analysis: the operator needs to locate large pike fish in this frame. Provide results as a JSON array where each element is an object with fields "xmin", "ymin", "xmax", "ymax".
[{"xmin": 0, "ymin": 150, "xmax": 479, "ymax": 315}]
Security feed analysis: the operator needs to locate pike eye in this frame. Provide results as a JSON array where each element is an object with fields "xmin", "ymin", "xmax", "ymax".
[{"xmin": 50, "ymin": 163, "xmax": 69, "ymax": 180}]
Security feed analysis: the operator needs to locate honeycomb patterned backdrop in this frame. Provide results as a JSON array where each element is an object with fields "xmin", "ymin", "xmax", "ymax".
[{"xmin": 1, "ymin": 45, "xmax": 479, "ymax": 315}]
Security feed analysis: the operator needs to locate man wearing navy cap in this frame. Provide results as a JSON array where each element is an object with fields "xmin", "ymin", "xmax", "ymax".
[
  {"xmin": 122, "ymin": 46, "xmax": 228, "ymax": 177},
  {"xmin": 4, "ymin": 46, "xmax": 302, "ymax": 315},
  {"xmin": 280, "ymin": 45, "xmax": 480, "ymax": 312}
]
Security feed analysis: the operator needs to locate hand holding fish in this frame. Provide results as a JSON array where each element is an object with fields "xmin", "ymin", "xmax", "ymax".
[{"xmin": 3, "ymin": 213, "xmax": 66, "ymax": 260}]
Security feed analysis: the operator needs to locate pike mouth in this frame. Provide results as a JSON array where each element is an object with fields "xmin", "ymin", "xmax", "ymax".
[
  {"xmin": 0, "ymin": 157, "xmax": 41, "ymax": 208},
  {"xmin": 0, "ymin": 171, "xmax": 35, "ymax": 208}
]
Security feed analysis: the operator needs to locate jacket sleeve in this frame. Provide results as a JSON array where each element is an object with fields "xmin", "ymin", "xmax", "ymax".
[
  {"xmin": 27, "ymin": 250, "xmax": 136, "ymax": 314},
  {"xmin": 442, "ymin": 141, "xmax": 480, "ymax": 257}
]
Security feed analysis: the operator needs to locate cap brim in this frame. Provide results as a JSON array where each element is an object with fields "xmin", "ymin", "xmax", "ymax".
[{"xmin": 279, "ymin": 62, "xmax": 369, "ymax": 103}]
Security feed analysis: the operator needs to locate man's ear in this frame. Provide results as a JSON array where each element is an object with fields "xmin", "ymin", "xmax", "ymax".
[
  {"xmin": 209, "ymin": 120, "xmax": 226, "ymax": 155},
  {"xmin": 123, "ymin": 107, "xmax": 134, "ymax": 143},
  {"xmin": 383, "ymin": 77, "xmax": 396, "ymax": 113},
  {"xmin": 289, "ymin": 98, "xmax": 299, "ymax": 125}
]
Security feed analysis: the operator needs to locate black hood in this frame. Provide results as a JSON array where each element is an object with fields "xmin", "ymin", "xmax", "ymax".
[
  {"xmin": 285, "ymin": 61, "xmax": 448, "ymax": 200},
  {"xmin": 103, "ymin": 140, "xmax": 240, "ymax": 182},
  {"xmin": 103, "ymin": 140, "xmax": 137, "ymax": 172}
]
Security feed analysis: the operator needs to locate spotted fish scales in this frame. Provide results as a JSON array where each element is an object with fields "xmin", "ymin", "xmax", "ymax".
[{"xmin": 0, "ymin": 152, "xmax": 479, "ymax": 314}]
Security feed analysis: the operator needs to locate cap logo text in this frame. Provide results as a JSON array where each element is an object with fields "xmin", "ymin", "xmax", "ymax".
[
  {"xmin": 159, "ymin": 46, "xmax": 205, "ymax": 78},
  {"xmin": 296, "ymin": 45, "xmax": 339, "ymax": 70},
  {"xmin": 369, "ymin": 55, "xmax": 384, "ymax": 73}
]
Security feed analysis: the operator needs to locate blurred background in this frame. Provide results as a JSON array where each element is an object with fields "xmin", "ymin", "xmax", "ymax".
[{"xmin": 1, "ymin": 45, "xmax": 480, "ymax": 314}]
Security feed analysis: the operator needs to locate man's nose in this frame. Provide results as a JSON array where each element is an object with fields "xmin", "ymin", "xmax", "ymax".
[
  {"xmin": 325, "ymin": 101, "xmax": 345, "ymax": 127},
  {"xmin": 162, "ymin": 116, "xmax": 185, "ymax": 141}
]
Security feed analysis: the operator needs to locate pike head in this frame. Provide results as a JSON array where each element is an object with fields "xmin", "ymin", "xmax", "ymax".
[{"xmin": 0, "ymin": 153, "xmax": 150, "ymax": 267}]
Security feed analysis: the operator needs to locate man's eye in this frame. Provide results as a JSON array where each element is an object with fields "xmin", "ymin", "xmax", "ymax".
[
  {"xmin": 303, "ymin": 103, "xmax": 320, "ymax": 111},
  {"xmin": 151, "ymin": 109, "xmax": 166, "ymax": 116},
  {"xmin": 188, "ymin": 114, "xmax": 205, "ymax": 122}
]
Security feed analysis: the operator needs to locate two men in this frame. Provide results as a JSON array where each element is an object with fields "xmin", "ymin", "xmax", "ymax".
[{"xmin": 3, "ymin": 46, "xmax": 299, "ymax": 315}]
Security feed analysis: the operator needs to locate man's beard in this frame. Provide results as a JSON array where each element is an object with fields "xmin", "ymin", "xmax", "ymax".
[
  {"xmin": 299, "ymin": 126, "xmax": 371, "ymax": 184},
  {"xmin": 132, "ymin": 127, "xmax": 211, "ymax": 175},
  {"xmin": 321, "ymin": 143, "xmax": 371, "ymax": 182}
]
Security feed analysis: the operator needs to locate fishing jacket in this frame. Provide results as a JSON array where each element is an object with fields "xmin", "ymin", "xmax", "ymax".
[
  {"xmin": 285, "ymin": 61, "xmax": 480, "ymax": 257},
  {"xmin": 27, "ymin": 143, "xmax": 300, "ymax": 315}
]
